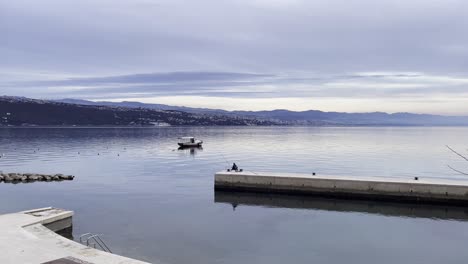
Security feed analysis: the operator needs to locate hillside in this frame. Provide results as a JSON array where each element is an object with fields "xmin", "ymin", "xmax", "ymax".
[
  {"xmin": 57, "ymin": 98, "xmax": 468, "ymax": 126},
  {"xmin": 0, "ymin": 97, "xmax": 278, "ymax": 126}
]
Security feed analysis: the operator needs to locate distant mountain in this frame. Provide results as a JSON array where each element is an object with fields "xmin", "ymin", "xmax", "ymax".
[
  {"xmin": 56, "ymin": 98, "xmax": 468, "ymax": 126},
  {"xmin": 57, "ymin": 98, "xmax": 225, "ymax": 114},
  {"xmin": 230, "ymin": 109, "xmax": 468, "ymax": 126},
  {"xmin": 2, "ymin": 96, "xmax": 467, "ymax": 126},
  {"xmin": 0, "ymin": 96, "xmax": 278, "ymax": 126}
]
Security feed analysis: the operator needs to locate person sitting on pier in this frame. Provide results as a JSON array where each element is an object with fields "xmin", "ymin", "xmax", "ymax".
[{"xmin": 231, "ymin": 163, "xmax": 239, "ymax": 172}]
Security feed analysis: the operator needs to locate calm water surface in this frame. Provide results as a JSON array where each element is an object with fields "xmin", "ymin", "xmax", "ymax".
[{"xmin": 1, "ymin": 127, "xmax": 468, "ymax": 264}]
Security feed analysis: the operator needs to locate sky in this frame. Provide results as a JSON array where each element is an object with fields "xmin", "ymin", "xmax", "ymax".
[{"xmin": 1, "ymin": 0, "xmax": 468, "ymax": 114}]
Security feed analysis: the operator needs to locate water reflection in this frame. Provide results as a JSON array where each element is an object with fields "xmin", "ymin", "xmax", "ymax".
[
  {"xmin": 177, "ymin": 146, "xmax": 203, "ymax": 156},
  {"xmin": 215, "ymin": 191, "xmax": 468, "ymax": 221}
]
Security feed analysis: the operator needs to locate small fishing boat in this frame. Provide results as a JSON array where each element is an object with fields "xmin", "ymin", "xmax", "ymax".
[{"xmin": 178, "ymin": 137, "xmax": 203, "ymax": 147}]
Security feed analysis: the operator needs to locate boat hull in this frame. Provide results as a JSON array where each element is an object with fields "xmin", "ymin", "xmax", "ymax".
[{"xmin": 178, "ymin": 143, "xmax": 203, "ymax": 147}]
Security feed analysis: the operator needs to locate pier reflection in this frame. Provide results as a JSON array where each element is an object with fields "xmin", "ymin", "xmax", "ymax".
[{"xmin": 215, "ymin": 191, "xmax": 468, "ymax": 221}]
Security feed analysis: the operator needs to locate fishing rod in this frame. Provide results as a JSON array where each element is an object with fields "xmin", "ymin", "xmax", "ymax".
[{"xmin": 221, "ymin": 154, "xmax": 231, "ymax": 169}]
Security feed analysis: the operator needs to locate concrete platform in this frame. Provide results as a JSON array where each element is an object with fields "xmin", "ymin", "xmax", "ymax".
[
  {"xmin": 0, "ymin": 207, "xmax": 154, "ymax": 264},
  {"xmin": 215, "ymin": 171, "xmax": 468, "ymax": 205}
]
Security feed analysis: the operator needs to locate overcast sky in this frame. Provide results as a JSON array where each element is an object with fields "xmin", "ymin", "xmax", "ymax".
[{"xmin": 1, "ymin": 0, "xmax": 468, "ymax": 114}]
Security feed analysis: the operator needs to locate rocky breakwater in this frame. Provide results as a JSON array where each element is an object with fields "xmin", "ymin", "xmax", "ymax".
[{"xmin": 0, "ymin": 173, "xmax": 74, "ymax": 183}]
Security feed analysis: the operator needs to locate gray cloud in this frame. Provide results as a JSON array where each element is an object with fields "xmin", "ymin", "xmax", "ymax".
[
  {"xmin": 35, "ymin": 72, "xmax": 271, "ymax": 86},
  {"xmin": 2, "ymin": 71, "xmax": 468, "ymax": 101},
  {"xmin": 3, "ymin": 0, "xmax": 468, "ymax": 74},
  {"xmin": 1, "ymin": 0, "xmax": 468, "ymax": 112}
]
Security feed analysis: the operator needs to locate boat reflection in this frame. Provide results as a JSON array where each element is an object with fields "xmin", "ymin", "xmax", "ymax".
[
  {"xmin": 177, "ymin": 146, "xmax": 203, "ymax": 156},
  {"xmin": 215, "ymin": 191, "xmax": 468, "ymax": 221}
]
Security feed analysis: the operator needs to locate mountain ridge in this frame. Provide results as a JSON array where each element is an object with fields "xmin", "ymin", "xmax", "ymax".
[
  {"xmin": 0, "ymin": 96, "xmax": 279, "ymax": 126},
  {"xmin": 55, "ymin": 98, "xmax": 468, "ymax": 126},
  {"xmin": 1, "ymin": 96, "xmax": 467, "ymax": 126}
]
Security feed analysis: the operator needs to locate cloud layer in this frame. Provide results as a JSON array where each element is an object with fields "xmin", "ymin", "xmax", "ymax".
[{"xmin": 1, "ymin": 0, "xmax": 468, "ymax": 113}]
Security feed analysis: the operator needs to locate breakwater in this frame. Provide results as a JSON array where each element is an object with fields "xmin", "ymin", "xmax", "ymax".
[
  {"xmin": 215, "ymin": 170, "xmax": 468, "ymax": 205},
  {"xmin": 0, "ymin": 173, "xmax": 74, "ymax": 183}
]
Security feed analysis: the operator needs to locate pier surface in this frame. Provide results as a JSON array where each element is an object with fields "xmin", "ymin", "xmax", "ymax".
[
  {"xmin": 0, "ymin": 207, "xmax": 152, "ymax": 264},
  {"xmin": 215, "ymin": 171, "xmax": 468, "ymax": 205}
]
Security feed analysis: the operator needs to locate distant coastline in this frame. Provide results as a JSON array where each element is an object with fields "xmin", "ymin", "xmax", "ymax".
[
  {"xmin": 0, "ymin": 96, "xmax": 277, "ymax": 127},
  {"xmin": 2, "ymin": 96, "xmax": 468, "ymax": 127}
]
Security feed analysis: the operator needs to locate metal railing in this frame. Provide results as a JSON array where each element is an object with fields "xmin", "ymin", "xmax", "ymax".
[{"xmin": 79, "ymin": 233, "xmax": 112, "ymax": 253}]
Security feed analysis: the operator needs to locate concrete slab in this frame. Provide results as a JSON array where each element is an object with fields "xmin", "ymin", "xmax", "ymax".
[
  {"xmin": 0, "ymin": 207, "xmax": 156, "ymax": 264},
  {"xmin": 215, "ymin": 171, "xmax": 468, "ymax": 205}
]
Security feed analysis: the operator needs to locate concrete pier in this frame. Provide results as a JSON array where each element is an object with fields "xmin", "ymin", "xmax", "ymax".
[
  {"xmin": 215, "ymin": 171, "xmax": 468, "ymax": 205},
  {"xmin": 0, "ymin": 207, "xmax": 153, "ymax": 264}
]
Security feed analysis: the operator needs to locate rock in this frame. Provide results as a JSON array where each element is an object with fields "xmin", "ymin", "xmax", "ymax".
[
  {"xmin": 20, "ymin": 176, "xmax": 28, "ymax": 182},
  {"xmin": 52, "ymin": 176, "xmax": 60, "ymax": 181},
  {"xmin": 0, "ymin": 175, "xmax": 4, "ymax": 181},
  {"xmin": 59, "ymin": 175, "xmax": 74, "ymax": 180},
  {"xmin": 44, "ymin": 175, "xmax": 52, "ymax": 181},
  {"xmin": 4, "ymin": 176, "xmax": 13, "ymax": 182},
  {"xmin": 28, "ymin": 175, "xmax": 40, "ymax": 181}
]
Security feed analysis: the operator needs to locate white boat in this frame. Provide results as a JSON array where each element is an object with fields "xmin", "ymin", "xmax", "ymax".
[{"xmin": 178, "ymin": 137, "xmax": 203, "ymax": 147}]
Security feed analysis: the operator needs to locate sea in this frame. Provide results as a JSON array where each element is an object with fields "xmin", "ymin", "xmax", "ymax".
[{"xmin": 1, "ymin": 126, "xmax": 468, "ymax": 264}]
